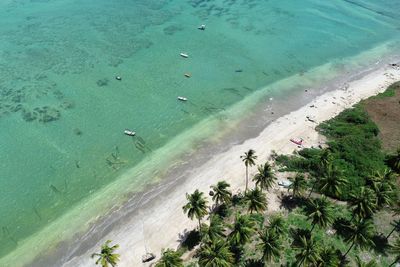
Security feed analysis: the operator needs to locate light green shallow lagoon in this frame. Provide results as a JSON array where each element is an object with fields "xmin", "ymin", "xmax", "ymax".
[{"xmin": 0, "ymin": 0, "xmax": 399, "ymax": 265}]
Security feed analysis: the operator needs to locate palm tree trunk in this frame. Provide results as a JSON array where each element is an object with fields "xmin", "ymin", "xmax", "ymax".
[
  {"xmin": 198, "ymin": 218, "xmax": 202, "ymax": 232},
  {"xmin": 387, "ymin": 225, "xmax": 397, "ymax": 239},
  {"xmin": 350, "ymin": 212, "xmax": 357, "ymax": 223},
  {"xmin": 308, "ymin": 182, "xmax": 316, "ymax": 199},
  {"xmin": 245, "ymin": 166, "xmax": 248, "ymax": 193},
  {"xmin": 390, "ymin": 259, "xmax": 399, "ymax": 267},
  {"xmin": 298, "ymin": 255, "xmax": 306, "ymax": 267},
  {"xmin": 310, "ymin": 223, "xmax": 316, "ymax": 233},
  {"xmin": 343, "ymin": 241, "xmax": 355, "ymax": 258}
]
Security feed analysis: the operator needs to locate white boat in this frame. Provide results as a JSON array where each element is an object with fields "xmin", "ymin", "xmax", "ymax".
[
  {"xmin": 278, "ymin": 180, "xmax": 292, "ymax": 188},
  {"xmin": 198, "ymin": 24, "xmax": 206, "ymax": 30},
  {"xmin": 177, "ymin": 96, "xmax": 188, "ymax": 101},
  {"xmin": 124, "ymin": 129, "xmax": 136, "ymax": 136},
  {"xmin": 180, "ymin": 53, "xmax": 189, "ymax": 58}
]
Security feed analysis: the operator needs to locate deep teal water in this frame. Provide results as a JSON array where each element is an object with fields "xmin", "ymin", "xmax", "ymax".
[{"xmin": 0, "ymin": 0, "xmax": 399, "ymax": 264}]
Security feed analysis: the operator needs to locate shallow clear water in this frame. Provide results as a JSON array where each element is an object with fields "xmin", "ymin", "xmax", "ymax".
[{"xmin": 0, "ymin": 0, "xmax": 399, "ymax": 264}]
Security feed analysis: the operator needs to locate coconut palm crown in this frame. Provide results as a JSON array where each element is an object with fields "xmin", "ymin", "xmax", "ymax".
[
  {"xmin": 244, "ymin": 188, "xmax": 268, "ymax": 214},
  {"xmin": 198, "ymin": 239, "xmax": 234, "ymax": 267},
  {"xmin": 349, "ymin": 187, "xmax": 377, "ymax": 221},
  {"xmin": 182, "ymin": 189, "xmax": 208, "ymax": 230},
  {"xmin": 228, "ymin": 214, "xmax": 255, "ymax": 247},
  {"xmin": 155, "ymin": 249, "xmax": 183, "ymax": 267},
  {"xmin": 252, "ymin": 162, "xmax": 277, "ymax": 192},
  {"xmin": 288, "ymin": 173, "xmax": 307, "ymax": 198},
  {"xmin": 303, "ymin": 197, "xmax": 334, "ymax": 232},
  {"xmin": 91, "ymin": 240, "xmax": 120, "ymax": 267},
  {"xmin": 257, "ymin": 228, "xmax": 282, "ymax": 263},
  {"xmin": 210, "ymin": 181, "xmax": 232, "ymax": 206}
]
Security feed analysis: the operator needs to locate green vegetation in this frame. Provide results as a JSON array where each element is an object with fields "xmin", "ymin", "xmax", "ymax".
[
  {"xmin": 276, "ymin": 103, "xmax": 390, "ymax": 200},
  {"xmin": 183, "ymin": 189, "xmax": 209, "ymax": 231},
  {"xmin": 91, "ymin": 240, "xmax": 120, "ymax": 267},
  {"xmin": 156, "ymin": 249, "xmax": 184, "ymax": 267}
]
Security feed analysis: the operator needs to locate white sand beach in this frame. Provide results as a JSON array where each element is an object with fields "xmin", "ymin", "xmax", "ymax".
[{"xmin": 64, "ymin": 64, "xmax": 400, "ymax": 267}]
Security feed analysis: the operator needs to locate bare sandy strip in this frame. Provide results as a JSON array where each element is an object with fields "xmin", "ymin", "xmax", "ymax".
[{"xmin": 65, "ymin": 64, "xmax": 400, "ymax": 267}]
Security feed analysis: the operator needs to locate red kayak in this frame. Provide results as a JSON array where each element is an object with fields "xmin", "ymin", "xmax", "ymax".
[{"xmin": 290, "ymin": 138, "xmax": 303, "ymax": 146}]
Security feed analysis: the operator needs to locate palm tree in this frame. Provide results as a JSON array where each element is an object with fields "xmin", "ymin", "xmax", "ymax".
[
  {"xmin": 343, "ymin": 219, "xmax": 375, "ymax": 258},
  {"xmin": 244, "ymin": 188, "xmax": 268, "ymax": 214},
  {"xmin": 91, "ymin": 240, "xmax": 120, "ymax": 267},
  {"xmin": 182, "ymin": 189, "xmax": 208, "ymax": 230},
  {"xmin": 268, "ymin": 214, "xmax": 286, "ymax": 236},
  {"xmin": 228, "ymin": 214, "xmax": 255, "ymax": 247},
  {"xmin": 257, "ymin": 228, "xmax": 282, "ymax": 263},
  {"xmin": 374, "ymin": 181, "xmax": 395, "ymax": 209},
  {"xmin": 389, "ymin": 236, "xmax": 400, "ymax": 267},
  {"xmin": 318, "ymin": 165, "xmax": 347, "ymax": 199},
  {"xmin": 210, "ymin": 181, "xmax": 232, "ymax": 206},
  {"xmin": 241, "ymin": 149, "xmax": 257, "ymax": 193},
  {"xmin": 201, "ymin": 215, "xmax": 226, "ymax": 243},
  {"xmin": 252, "ymin": 162, "xmax": 276, "ymax": 192},
  {"xmin": 303, "ymin": 197, "xmax": 334, "ymax": 232},
  {"xmin": 198, "ymin": 239, "xmax": 234, "ymax": 267},
  {"xmin": 316, "ymin": 246, "xmax": 340, "ymax": 267},
  {"xmin": 155, "ymin": 249, "xmax": 183, "ymax": 267},
  {"xmin": 366, "ymin": 170, "xmax": 395, "ymax": 209},
  {"xmin": 349, "ymin": 187, "xmax": 377, "ymax": 221},
  {"xmin": 288, "ymin": 173, "xmax": 307, "ymax": 198},
  {"xmin": 307, "ymin": 174, "xmax": 321, "ymax": 199},
  {"xmin": 355, "ymin": 255, "xmax": 378, "ymax": 267},
  {"xmin": 294, "ymin": 235, "xmax": 320, "ymax": 266},
  {"xmin": 318, "ymin": 149, "xmax": 333, "ymax": 175},
  {"xmin": 307, "ymin": 150, "xmax": 334, "ymax": 198}
]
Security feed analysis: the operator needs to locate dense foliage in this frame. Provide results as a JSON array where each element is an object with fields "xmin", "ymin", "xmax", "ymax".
[{"xmin": 276, "ymin": 104, "xmax": 390, "ymax": 200}]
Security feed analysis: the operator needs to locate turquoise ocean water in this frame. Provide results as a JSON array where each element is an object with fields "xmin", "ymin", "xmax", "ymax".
[{"xmin": 0, "ymin": 0, "xmax": 399, "ymax": 265}]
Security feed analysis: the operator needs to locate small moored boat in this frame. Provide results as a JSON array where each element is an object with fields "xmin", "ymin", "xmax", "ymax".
[
  {"xmin": 142, "ymin": 252, "xmax": 156, "ymax": 263},
  {"xmin": 290, "ymin": 138, "xmax": 303, "ymax": 146},
  {"xmin": 177, "ymin": 96, "xmax": 188, "ymax": 101},
  {"xmin": 180, "ymin": 53, "xmax": 189, "ymax": 58},
  {"xmin": 124, "ymin": 129, "xmax": 136, "ymax": 136},
  {"xmin": 198, "ymin": 24, "xmax": 206, "ymax": 30}
]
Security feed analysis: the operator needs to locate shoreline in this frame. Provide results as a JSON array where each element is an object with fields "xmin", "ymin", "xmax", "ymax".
[
  {"xmin": 2, "ymin": 43, "xmax": 399, "ymax": 267},
  {"xmin": 60, "ymin": 63, "xmax": 400, "ymax": 266}
]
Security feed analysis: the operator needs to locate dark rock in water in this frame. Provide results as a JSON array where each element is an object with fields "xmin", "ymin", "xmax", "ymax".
[
  {"xmin": 10, "ymin": 104, "xmax": 23, "ymax": 112},
  {"xmin": 97, "ymin": 78, "xmax": 109, "ymax": 87},
  {"xmin": 60, "ymin": 101, "xmax": 74, "ymax": 110},
  {"xmin": 22, "ymin": 109, "xmax": 37, "ymax": 122},
  {"xmin": 109, "ymin": 58, "xmax": 123, "ymax": 68},
  {"xmin": 39, "ymin": 107, "xmax": 60, "ymax": 123},
  {"xmin": 53, "ymin": 90, "xmax": 64, "ymax": 100},
  {"xmin": 73, "ymin": 128, "xmax": 82, "ymax": 136},
  {"xmin": 235, "ymin": 69, "xmax": 243, "ymax": 73},
  {"xmin": 163, "ymin": 25, "xmax": 183, "ymax": 35}
]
